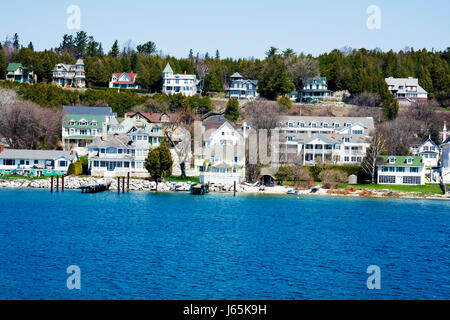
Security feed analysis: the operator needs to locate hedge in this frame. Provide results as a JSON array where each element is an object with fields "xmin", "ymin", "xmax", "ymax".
[{"xmin": 307, "ymin": 164, "xmax": 361, "ymax": 182}]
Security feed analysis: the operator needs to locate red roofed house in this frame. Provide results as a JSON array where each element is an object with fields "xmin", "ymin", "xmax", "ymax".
[{"xmin": 109, "ymin": 72, "xmax": 142, "ymax": 89}]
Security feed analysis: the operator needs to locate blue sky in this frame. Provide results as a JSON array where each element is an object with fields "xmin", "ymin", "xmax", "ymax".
[{"xmin": 1, "ymin": 0, "xmax": 449, "ymax": 59}]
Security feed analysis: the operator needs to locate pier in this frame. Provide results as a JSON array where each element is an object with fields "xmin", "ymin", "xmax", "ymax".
[{"xmin": 80, "ymin": 182, "xmax": 112, "ymax": 193}]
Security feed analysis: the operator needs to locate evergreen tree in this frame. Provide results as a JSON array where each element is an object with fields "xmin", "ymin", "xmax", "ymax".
[
  {"xmin": 144, "ymin": 142, "xmax": 173, "ymax": 192},
  {"xmin": 110, "ymin": 40, "xmax": 120, "ymax": 58},
  {"xmin": 188, "ymin": 49, "xmax": 194, "ymax": 60},
  {"xmin": 13, "ymin": 33, "xmax": 20, "ymax": 51},
  {"xmin": 0, "ymin": 46, "xmax": 6, "ymax": 80},
  {"xmin": 258, "ymin": 55, "xmax": 294, "ymax": 99},
  {"xmin": 27, "ymin": 42, "xmax": 34, "ymax": 51},
  {"xmin": 224, "ymin": 98, "xmax": 240, "ymax": 122},
  {"xmin": 215, "ymin": 49, "xmax": 220, "ymax": 60}
]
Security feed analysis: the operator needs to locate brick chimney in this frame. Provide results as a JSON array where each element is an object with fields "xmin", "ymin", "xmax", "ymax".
[
  {"xmin": 184, "ymin": 70, "xmax": 187, "ymax": 75},
  {"xmin": 0, "ymin": 144, "xmax": 4, "ymax": 154},
  {"xmin": 102, "ymin": 122, "xmax": 108, "ymax": 141}
]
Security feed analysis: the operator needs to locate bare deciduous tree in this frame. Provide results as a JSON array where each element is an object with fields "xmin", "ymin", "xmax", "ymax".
[
  {"xmin": 287, "ymin": 57, "xmax": 320, "ymax": 102},
  {"xmin": 0, "ymin": 101, "xmax": 63, "ymax": 149},
  {"xmin": 241, "ymin": 100, "xmax": 281, "ymax": 130},
  {"xmin": 361, "ymin": 133, "xmax": 387, "ymax": 184},
  {"xmin": 0, "ymin": 88, "xmax": 19, "ymax": 109}
]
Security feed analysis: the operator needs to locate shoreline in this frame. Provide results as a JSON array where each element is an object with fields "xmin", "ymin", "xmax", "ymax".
[{"xmin": 1, "ymin": 177, "xmax": 449, "ymax": 201}]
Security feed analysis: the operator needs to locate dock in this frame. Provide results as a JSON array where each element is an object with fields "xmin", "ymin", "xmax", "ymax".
[
  {"xmin": 80, "ymin": 182, "xmax": 111, "ymax": 193},
  {"xmin": 190, "ymin": 184, "xmax": 209, "ymax": 195}
]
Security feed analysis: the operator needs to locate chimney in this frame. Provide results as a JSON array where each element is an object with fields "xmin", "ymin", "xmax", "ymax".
[
  {"xmin": 332, "ymin": 131, "xmax": 336, "ymax": 140},
  {"xmin": 184, "ymin": 70, "xmax": 187, "ymax": 75},
  {"xmin": 0, "ymin": 144, "xmax": 4, "ymax": 154},
  {"xmin": 102, "ymin": 122, "xmax": 108, "ymax": 141},
  {"xmin": 443, "ymin": 121, "xmax": 447, "ymax": 143}
]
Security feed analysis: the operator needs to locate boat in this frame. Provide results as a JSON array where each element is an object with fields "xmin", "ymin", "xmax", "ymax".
[{"xmin": 190, "ymin": 184, "xmax": 209, "ymax": 195}]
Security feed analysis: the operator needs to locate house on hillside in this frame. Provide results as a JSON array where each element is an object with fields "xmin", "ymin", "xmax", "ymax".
[
  {"xmin": 0, "ymin": 146, "xmax": 78, "ymax": 177},
  {"xmin": 225, "ymin": 72, "xmax": 258, "ymax": 99},
  {"xmin": 162, "ymin": 63, "xmax": 200, "ymax": 96},
  {"xmin": 376, "ymin": 155, "xmax": 425, "ymax": 185},
  {"xmin": 411, "ymin": 138, "xmax": 440, "ymax": 168},
  {"xmin": 62, "ymin": 106, "xmax": 118, "ymax": 156},
  {"xmin": 6, "ymin": 63, "xmax": 36, "ymax": 84},
  {"xmin": 441, "ymin": 133, "xmax": 450, "ymax": 184},
  {"xmin": 289, "ymin": 77, "xmax": 332, "ymax": 102},
  {"xmin": 124, "ymin": 111, "xmax": 180, "ymax": 125},
  {"xmin": 385, "ymin": 77, "xmax": 428, "ymax": 106},
  {"xmin": 278, "ymin": 116, "xmax": 374, "ymax": 165},
  {"xmin": 52, "ymin": 59, "xmax": 86, "ymax": 88},
  {"xmin": 195, "ymin": 115, "xmax": 248, "ymax": 184},
  {"xmin": 109, "ymin": 72, "xmax": 142, "ymax": 89}
]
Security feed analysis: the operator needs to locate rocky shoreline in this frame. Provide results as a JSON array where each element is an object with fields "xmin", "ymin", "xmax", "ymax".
[{"xmin": 0, "ymin": 177, "xmax": 448, "ymax": 200}]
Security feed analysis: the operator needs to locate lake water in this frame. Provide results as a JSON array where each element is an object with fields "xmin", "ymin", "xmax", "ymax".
[{"xmin": 0, "ymin": 189, "xmax": 448, "ymax": 300}]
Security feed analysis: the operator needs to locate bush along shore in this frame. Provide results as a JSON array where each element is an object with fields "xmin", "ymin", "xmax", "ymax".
[{"xmin": 0, "ymin": 176, "xmax": 449, "ymax": 199}]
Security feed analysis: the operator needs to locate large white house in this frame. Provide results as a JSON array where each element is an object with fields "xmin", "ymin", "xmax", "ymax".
[
  {"xmin": 0, "ymin": 147, "xmax": 78, "ymax": 177},
  {"xmin": 62, "ymin": 106, "xmax": 118, "ymax": 156},
  {"xmin": 411, "ymin": 138, "xmax": 440, "ymax": 168},
  {"xmin": 195, "ymin": 116, "xmax": 247, "ymax": 184},
  {"xmin": 52, "ymin": 59, "xmax": 86, "ymax": 88},
  {"xmin": 278, "ymin": 116, "xmax": 375, "ymax": 165},
  {"xmin": 441, "ymin": 136, "xmax": 450, "ymax": 184},
  {"xmin": 377, "ymin": 155, "xmax": 425, "ymax": 185},
  {"xmin": 162, "ymin": 63, "xmax": 200, "ymax": 96},
  {"xmin": 385, "ymin": 77, "xmax": 428, "ymax": 106}
]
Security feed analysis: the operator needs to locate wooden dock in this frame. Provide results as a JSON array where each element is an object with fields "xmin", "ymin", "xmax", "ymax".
[
  {"xmin": 80, "ymin": 182, "xmax": 112, "ymax": 193},
  {"xmin": 190, "ymin": 184, "xmax": 209, "ymax": 195}
]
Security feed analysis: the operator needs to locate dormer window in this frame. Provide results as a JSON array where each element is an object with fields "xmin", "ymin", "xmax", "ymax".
[
  {"xmin": 389, "ymin": 156, "xmax": 396, "ymax": 164},
  {"xmin": 333, "ymin": 122, "xmax": 340, "ymax": 128},
  {"xmin": 91, "ymin": 121, "xmax": 97, "ymax": 126},
  {"xmin": 288, "ymin": 122, "xmax": 294, "ymax": 128},
  {"xmin": 300, "ymin": 122, "xmax": 305, "ymax": 128},
  {"xmin": 406, "ymin": 157, "xmax": 413, "ymax": 164},
  {"xmin": 323, "ymin": 122, "xmax": 328, "ymax": 128},
  {"xmin": 69, "ymin": 120, "xmax": 75, "ymax": 125},
  {"xmin": 311, "ymin": 122, "xmax": 317, "ymax": 128}
]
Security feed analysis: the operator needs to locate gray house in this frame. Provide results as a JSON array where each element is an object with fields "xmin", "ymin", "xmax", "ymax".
[{"xmin": 225, "ymin": 73, "xmax": 258, "ymax": 99}]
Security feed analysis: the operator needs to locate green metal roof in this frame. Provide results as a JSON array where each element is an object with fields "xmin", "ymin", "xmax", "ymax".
[
  {"xmin": 63, "ymin": 114, "xmax": 106, "ymax": 129},
  {"xmin": 7, "ymin": 63, "xmax": 24, "ymax": 72},
  {"xmin": 377, "ymin": 155, "xmax": 424, "ymax": 167}
]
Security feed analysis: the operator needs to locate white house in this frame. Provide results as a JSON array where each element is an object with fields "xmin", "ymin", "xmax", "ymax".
[
  {"xmin": 411, "ymin": 138, "xmax": 440, "ymax": 168},
  {"xmin": 109, "ymin": 73, "xmax": 142, "ymax": 89},
  {"xmin": 441, "ymin": 136, "xmax": 450, "ymax": 184},
  {"xmin": 225, "ymin": 72, "xmax": 258, "ymax": 99},
  {"xmin": 377, "ymin": 155, "xmax": 425, "ymax": 185},
  {"xmin": 278, "ymin": 116, "xmax": 375, "ymax": 165},
  {"xmin": 0, "ymin": 147, "xmax": 78, "ymax": 177},
  {"xmin": 52, "ymin": 59, "xmax": 86, "ymax": 88},
  {"xmin": 195, "ymin": 116, "xmax": 247, "ymax": 184},
  {"xmin": 162, "ymin": 63, "xmax": 200, "ymax": 96},
  {"xmin": 385, "ymin": 77, "xmax": 428, "ymax": 106}
]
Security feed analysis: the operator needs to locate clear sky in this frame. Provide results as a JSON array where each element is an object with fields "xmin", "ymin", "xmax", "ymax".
[{"xmin": 1, "ymin": 0, "xmax": 449, "ymax": 59}]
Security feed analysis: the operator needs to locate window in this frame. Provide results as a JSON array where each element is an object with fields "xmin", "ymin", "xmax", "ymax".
[
  {"xmin": 403, "ymin": 176, "xmax": 421, "ymax": 185},
  {"xmin": 4, "ymin": 159, "xmax": 15, "ymax": 166},
  {"xmin": 344, "ymin": 138, "xmax": 350, "ymax": 142},
  {"xmin": 287, "ymin": 136, "xmax": 293, "ymax": 141},
  {"xmin": 396, "ymin": 167, "xmax": 405, "ymax": 172},
  {"xmin": 352, "ymin": 130, "xmax": 363, "ymax": 135},
  {"xmin": 410, "ymin": 167, "xmax": 419, "ymax": 173},
  {"xmin": 389, "ymin": 157, "xmax": 396, "ymax": 164},
  {"xmin": 406, "ymin": 157, "xmax": 413, "ymax": 164},
  {"xmin": 344, "ymin": 156, "xmax": 349, "ymax": 162},
  {"xmin": 379, "ymin": 176, "xmax": 396, "ymax": 184},
  {"xmin": 59, "ymin": 160, "xmax": 68, "ymax": 167},
  {"xmin": 34, "ymin": 160, "xmax": 38, "ymax": 165}
]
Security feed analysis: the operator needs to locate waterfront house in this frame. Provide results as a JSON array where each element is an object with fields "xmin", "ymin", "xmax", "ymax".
[
  {"xmin": 52, "ymin": 59, "xmax": 86, "ymax": 88},
  {"xmin": 376, "ymin": 155, "xmax": 425, "ymax": 185},
  {"xmin": 0, "ymin": 146, "xmax": 78, "ymax": 177},
  {"xmin": 278, "ymin": 116, "xmax": 374, "ymax": 165},
  {"xmin": 289, "ymin": 77, "xmax": 332, "ymax": 102},
  {"xmin": 195, "ymin": 115, "xmax": 247, "ymax": 184},
  {"xmin": 225, "ymin": 72, "xmax": 258, "ymax": 99},
  {"xmin": 441, "ymin": 136, "xmax": 450, "ymax": 184},
  {"xmin": 109, "ymin": 72, "xmax": 142, "ymax": 89},
  {"xmin": 124, "ymin": 111, "xmax": 180, "ymax": 125},
  {"xmin": 62, "ymin": 106, "xmax": 118, "ymax": 156},
  {"xmin": 6, "ymin": 63, "xmax": 35, "ymax": 84},
  {"xmin": 411, "ymin": 138, "xmax": 440, "ymax": 168},
  {"xmin": 385, "ymin": 77, "xmax": 428, "ymax": 106},
  {"xmin": 162, "ymin": 63, "xmax": 200, "ymax": 96}
]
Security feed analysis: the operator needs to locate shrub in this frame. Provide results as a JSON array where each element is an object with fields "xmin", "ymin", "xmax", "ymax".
[
  {"xmin": 277, "ymin": 96, "xmax": 292, "ymax": 110},
  {"xmin": 67, "ymin": 161, "xmax": 83, "ymax": 176},
  {"xmin": 308, "ymin": 164, "xmax": 360, "ymax": 181},
  {"xmin": 318, "ymin": 169, "xmax": 348, "ymax": 187}
]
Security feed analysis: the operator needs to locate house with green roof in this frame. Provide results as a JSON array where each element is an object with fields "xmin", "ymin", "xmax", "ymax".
[
  {"xmin": 376, "ymin": 155, "xmax": 425, "ymax": 185},
  {"xmin": 289, "ymin": 77, "xmax": 332, "ymax": 102},
  {"xmin": 6, "ymin": 63, "xmax": 35, "ymax": 84}
]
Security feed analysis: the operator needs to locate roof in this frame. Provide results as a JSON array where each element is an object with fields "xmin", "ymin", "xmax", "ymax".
[
  {"xmin": 88, "ymin": 134, "xmax": 132, "ymax": 148},
  {"xmin": 230, "ymin": 72, "xmax": 243, "ymax": 78},
  {"xmin": 125, "ymin": 111, "xmax": 180, "ymax": 123},
  {"xmin": 112, "ymin": 73, "xmax": 138, "ymax": 83},
  {"xmin": 0, "ymin": 149, "xmax": 77, "ymax": 160},
  {"xmin": 75, "ymin": 59, "xmax": 84, "ymax": 65},
  {"xmin": 7, "ymin": 63, "xmax": 24, "ymax": 72},
  {"xmin": 442, "ymin": 137, "xmax": 450, "ymax": 144},
  {"xmin": 163, "ymin": 63, "xmax": 174, "ymax": 73},
  {"xmin": 377, "ymin": 155, "xmax": 424, "ymax": 167},
  {"xmin": 385, "ymin": 77, "xmax": 428, "ymax": 94},
  {"xmin": 304, "ymin": 77, "xmax": 327, "ymax": 84},
  {"xmin": 278, "ymin": 116, "xmax": 375, "ymax": 131},
  {"xmin": 63, "ymin": 106, "xmax": 115, "ymax": 116}
]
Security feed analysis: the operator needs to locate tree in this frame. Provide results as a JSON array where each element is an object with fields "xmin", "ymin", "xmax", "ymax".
[
  {"xmin": 225, "ymin": 98, "xmax": 240, "ymax": 122},
  {"xmin": 215, "ymin": 49, "xmax": 220, "ymax": 60},
  {"xmin": 74, "ymin": 31, "xmax": 88, "ymax": 58},
  {"xmin": 164, "ymin": 114, "xmax": 191, "ymax": 179},
  {"xmin": 27, "ymin": 42, "xmax": 34, "ymax": 51},
  {"xmin": 0, "ymin": 46, "xmax": 6, "ymax": 80},
  {"xmin": 258, "ymin": 55, "xmax": 295, "ymax": 99},
  {"xmin": 136, "ymin": 41, "xmax": 156, "ymax": 56},
  {"xmin": 109, "ymin": 40, "xmax": 120, "ymax": 58},
  {"xmin": 0, "ymin": 88, "xmax": 19, "ymax": 108},
  {"xmin": 361, "ymin": 133, "xmax": 387, "ymax": 184},
  {"xmin": 188, "ymin": 49, "xmax": 194, "ymax": 60},
  {"xmin": 265, "ymin": 46, "xmax": 278, "ymax": 58},
  {"xmin": 287, "ymin": 57, "xmax": 320, "ymax": 102},
  {"xmin": 144, "ymin": 142, "xmax": 173, "ymax": 191},
  {"xmin": 277, "ymin": 96, "xmax": 292, "ymax": 110},
  {"xmin": 13, "ymin": 33, "xmax": 20, "ymax": 51}
]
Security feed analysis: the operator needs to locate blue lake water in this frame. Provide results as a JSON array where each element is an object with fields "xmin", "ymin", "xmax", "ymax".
[{"xmin": 0, "ymin": 189, "xmax": 448, "ymax": 300}]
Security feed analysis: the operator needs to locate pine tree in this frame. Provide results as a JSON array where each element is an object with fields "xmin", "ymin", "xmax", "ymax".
[
  {"xmin": 110, "ymin": 40, "xmax": 120, "ymax": 58},
  {"xmin": 27, "ymin": 42, "xmax": 34, "ymax": 51},
  {"xmin": 13, "ymin": 33, "xmax": 20, "ymax": 51},
  {"xmin": 224, "ymin": 98, "xmax": 240, "ymax": 122}
]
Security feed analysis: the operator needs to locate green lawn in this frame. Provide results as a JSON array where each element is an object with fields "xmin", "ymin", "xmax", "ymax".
[
  {"xmin": 0, "ymin": 175, "xmax": 50, "ymax": 180},
  {"xmin": 338, "ymin": 183, "xmax": 443, "ymax": 195},
  {"xmin": 166, "ymin": 176, "xmax": 200, "ymax": 183}
]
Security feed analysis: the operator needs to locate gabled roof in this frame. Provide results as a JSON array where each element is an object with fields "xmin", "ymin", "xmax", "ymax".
[
  {"xmin": 385, "ymin": 77, "xmax": 428, "ymax": 94},
  {"xmin": 63, "ymin": 106, "xmax": 115, "ymax": 116},
  {"xmin": 112, "ymin": 72, "xmax": 137, "ymax": 83},
  {"xmin": 125, "ymin": 111, "xmax": 180, "ymax": 123},
  {"xmin": 377, "ymin": 155, "xmax": 424, "ymax": 167},
  {"xmin": 0, "ymin": 149, "xmax": 77, "ymax": 160},
  {"xmin": 7, "ymin": 63, "xmax": 24, "ymax": 72},
  {"xmin": 231, "ymin": 72, "xmax": 243, "ymax": 78},
  {"xmin": 163, "ymin": 63, "xmax": 174, "ymax": 73},
  {"xmin": 418, "ymin": 138, "xmax": 438, "ymax": 148}
]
